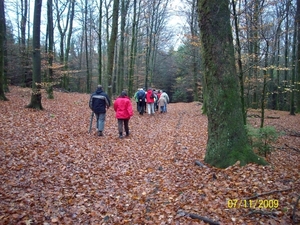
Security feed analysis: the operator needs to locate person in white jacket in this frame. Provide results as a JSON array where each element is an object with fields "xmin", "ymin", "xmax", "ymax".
[{"xmin": 160, "ymin": 90, "xmax": 169, "ymax": 112}]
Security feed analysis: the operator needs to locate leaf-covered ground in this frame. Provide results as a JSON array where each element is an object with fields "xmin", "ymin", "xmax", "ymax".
[{"xmin": 0, "ymin": 86, "xmax": 299, "ymax": 225}]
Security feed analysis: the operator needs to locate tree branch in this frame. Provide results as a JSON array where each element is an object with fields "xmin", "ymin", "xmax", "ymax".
[
  {"xmin": 245, "ymin": 188, "xmax": 292, "ymax": 200},
  {"xmin": 246, "ymin": 210, "xmax": 278, "ymax": 217},
  {"xmin": 292, "ymin": 195, "xmax": 300, "ymax": 224},
  {"xmin": 177, "ymin": 210, "xmax": 220, "ymax": 225}
]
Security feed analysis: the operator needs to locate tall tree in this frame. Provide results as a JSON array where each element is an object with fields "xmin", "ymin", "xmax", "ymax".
[
  {"xmin": 106, "ymin": 0, "xmax": 119, "ymax": 98},
  {"xmin": 27, "ymin": 0, "xmax": 43, "ymax": 110},
  {"xmin": 0, "ymin": 0, "xmax": 8, "ymax": 100},
  {"xmin": 296, "ymin": 0, "xmax": 300, "ymax": 113},
  {"xmin": 197, "ymin": 0, "xmax": 265, "ymax": 168},
  {"xmin": 232, "ymin": 0, "xmax": 246, "ymax": 125},
  {"xmin": 20, "ymin": 0, "xmax": 28, "ymax": 86},
  {"xmin": 116, "ymin": 0, "xmax": 129, "ymax": 95},
  {"xmin": 97, "ymin": 0, "xmax": 103, "ymax": 85},
  {"xmin": 46, "ymin": 0, "xmax": 54, "ymax": 99},
  {"xmin": 84, "ymin": 0, "xmax": 91, "ymax": 93},
  {"xmin": 128, "ymin": 0, "xmax": 139, "ymax": 96}
]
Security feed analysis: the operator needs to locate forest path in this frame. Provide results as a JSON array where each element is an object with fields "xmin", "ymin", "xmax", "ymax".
[{"xmin": 0, "ymin": 86, "xmax": 299, "ymax": 224}]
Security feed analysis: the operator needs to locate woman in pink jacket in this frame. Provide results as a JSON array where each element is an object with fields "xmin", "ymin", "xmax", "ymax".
[{"xmin": 113, "ymin": 91, "xmax": 134, "ymax": 138}]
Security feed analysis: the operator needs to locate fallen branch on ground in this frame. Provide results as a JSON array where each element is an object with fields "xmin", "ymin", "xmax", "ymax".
[
  {"xmin": 284, "ymin": 144, "xmax": 300, "ymax": 153},
  {"xmin": 246, "ymin": 210, "xmax": 278, "ymax": 217},
  {"xmin": 177, "ymin": 210, "xmax": 220, "ymax": 225},
  {"xmin": 245, "ymin": 188, "xmax": 292, "ymax": 200},
  {"xmin": 267, "ymin": 116, "xmax": 280, "ymax": 119},
  {"xmin": 292, "ymin": 195, "xmax": 300, "ymax": 224},
  {"xmin": 195, "ymin": 160, "xmax": 207, "ymax": 168}
]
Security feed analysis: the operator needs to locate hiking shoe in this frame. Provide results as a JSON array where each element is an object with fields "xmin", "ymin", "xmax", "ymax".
[
  {"xmin": 119, "ymin": 134, "xmax": 123, "ymax": 139},
  {"xmin": 98, "ymin": 131, "xmax": 103, "ymax": 136}
]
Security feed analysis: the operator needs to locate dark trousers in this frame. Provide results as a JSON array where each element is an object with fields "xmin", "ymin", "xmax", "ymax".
[
  {"xmin": 137, "ymin": 100, "xmax": 145, "ymax": 114},
  {"xmin": 118, "ymin": 119, "xmax": 129, "ymax": 135}
]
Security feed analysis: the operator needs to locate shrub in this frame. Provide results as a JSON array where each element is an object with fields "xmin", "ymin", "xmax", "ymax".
[{"xmin": 246, "ymin": 125, "xmax": 280, "ymax": 157}]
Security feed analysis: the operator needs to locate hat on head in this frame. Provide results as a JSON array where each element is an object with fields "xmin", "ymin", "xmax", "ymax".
[{"xmin": 121, "ymin": 91, "xmax": 127, "ymax": 97}]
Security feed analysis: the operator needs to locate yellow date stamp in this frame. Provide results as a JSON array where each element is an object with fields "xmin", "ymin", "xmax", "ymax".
[{"xmin": 227, "ymin": 199, "xmax": 279, "ymax": 209}]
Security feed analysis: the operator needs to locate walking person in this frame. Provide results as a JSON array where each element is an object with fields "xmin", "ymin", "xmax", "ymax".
[
  {"xmin": 136, "ymin": 88, "xmax": 146, "ymax": 115},
  {"xmin": 133, "ymin": 89, "xmax": 139, "ymax": 111},
  {"xmin": 89, "ymin": 85, "xmax": 110, "ymax": 136},
  {"xmin": 113, "ymin": 91, "xmax": 134, "ymax": 138},
  {"xmin": 146, "ymin": 88, "xmax": 155, "ymax": 115},
  {"xmin": 160, "ymin": 90, "xmax": 170, "ymax": 112},
  {"xmin": 157, "ymin": 94, "xmax": 167, "ymax": 113}
]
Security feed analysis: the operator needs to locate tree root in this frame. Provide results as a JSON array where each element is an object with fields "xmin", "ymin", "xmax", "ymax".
[{"xmin": 177, "ymin": 210, "xmax": 220, "ymax": 225}]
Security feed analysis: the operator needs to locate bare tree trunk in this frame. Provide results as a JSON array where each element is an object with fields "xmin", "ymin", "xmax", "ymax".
[
  {"xmin": 27, "ymin": 0, "xmax": 43, "ymax": 110},
  {"xmin": 290, "ymin": 15, "xmax": 297, "ymax": 115},
  {"xmin": 117, "ymin": 0, "xmax": 129, "ymax": 94},
  {"xmin": 260, "ymin": 40, "xmax": 269, "ymax": 127},
  {"xmin": 20, "ymin": 0, "xmax": 28, "ymax": 87},
  {"xmin": 0, "ymin": 0, "xmax": 8, "ymax": 100},
  {"xmin": 128, "ymin": 0, "xmax": 138, "ymax": 96},
  {"xmin": 46, "ymin": 0, "xmax": 54, "ymax": 99},
  {"xmin": 98, "ymin": 0, "xmax": 103, "ymax": 85},
  {"xmin": 296, "ymin": 0, "xmax": 300, "ymax": 113},
  {"xmin": 107, "ymin": 0, "xmax": 119, "ymax": 98},
  {"xmin": 232, "ymin": 0, "xmax": 246, "ymax": 125},
  {"xmin": 84, "ymin": 0, "xmax": 91, "ymax": 93}
]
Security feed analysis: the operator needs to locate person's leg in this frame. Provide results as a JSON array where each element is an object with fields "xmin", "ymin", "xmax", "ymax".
[
  {"xmin": 151, "ymin": 103, "xmax": 155, "ymax": 114},
  {"xmin": 147, "ymin": 103, "xmax": 151, "ymax": 114},
  {"xmin": 95, "ymin": 113, "xmax": 100, "ymax": 130},
  {"xmin": 124, "ymin": 119, "xmax": 129, "ymax": 136},
  {"xmin": 138, "ymin": 101, "xmax": 142, "ymax": 114},
  {"xmin": 141, "ymin": 101, "xmax": 145, "ymax": 114},
  {"xmin": 118, "ymin": 119, "xmax": 123, "ymax": 138},
  {"xmin": 98, "ymin": 113, "xmax": 106, "ymax": 135}
]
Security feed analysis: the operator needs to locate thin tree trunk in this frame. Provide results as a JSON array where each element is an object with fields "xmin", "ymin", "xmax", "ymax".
[
  {"xmin": 128, "ymin": 0, "xmax": 138, "ymax": 96},
  {"xmin": 260, "ymin": 40, "xmax": 269, "ymax": 127},
  {"xmin": 117, "ymin": 0, "xmax": 129, "ymax": 94},
  {"xmin": 0, "ymin": 0, "xmax": 8, "ymax": 100},
  {"xmin": 27, "ymin": 0, "xmax": 43, "ymax": 110},
  {"xmin": 85, "ymin": 0, "xmax": 91, "ymax": 93},
  {"xmin": 107, "ymin": 0, "xmax": 119, "ymax": 98},
  {"xmin": 232, "ymin": 0, "xmax": 246, "ymax": 125},
  {"xmin": 290, "ymin": 17, "xmax": 297, "ymax": 115},
  {"xmin": 296, "ymin": 0, "xmax": 300, "ymax": 113},
  {"xmin": 98, "ymin": 0, "xmax": 103, "ymax": 85},
  {"xmin": 46, "ymin": 0, "xmax": 54, "ymax": 99},
  {"xmin": 20, "ymin": 0, "xmax": 28, "ymax": 87}
]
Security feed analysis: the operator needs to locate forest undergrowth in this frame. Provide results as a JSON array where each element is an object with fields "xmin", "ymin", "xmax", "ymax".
[{"xmin": 0, "ymin": 86, "xmax": 299, "ymax": 225}]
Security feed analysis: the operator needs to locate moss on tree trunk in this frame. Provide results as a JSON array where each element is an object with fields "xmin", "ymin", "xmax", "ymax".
[{"xmin": 198, "ymin": 0, "xmax": 266, "ymax": 168}]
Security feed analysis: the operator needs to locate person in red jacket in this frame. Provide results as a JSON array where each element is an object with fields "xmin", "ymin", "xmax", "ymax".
[
  {"xmin": 146, "ymin": 88, "xmax": 155, "ymax": 115},
  {"xmin": 113, "ymin": 91, "xmax": 134, "ymax": 138}
]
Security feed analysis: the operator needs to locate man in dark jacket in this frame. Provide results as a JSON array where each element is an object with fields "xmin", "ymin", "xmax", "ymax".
[{"xmin": 89, "ymin": 85, "xmax": 110, "ymax": 136}]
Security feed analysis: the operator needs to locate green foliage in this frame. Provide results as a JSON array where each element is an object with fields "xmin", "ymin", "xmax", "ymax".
[
  {"xmin": 172, "ymin": 90, "xmax": 187, "ymax": 102},
  {"xmin": 246, "ymin": 125, "xmax": 280, "ymax": 157}
]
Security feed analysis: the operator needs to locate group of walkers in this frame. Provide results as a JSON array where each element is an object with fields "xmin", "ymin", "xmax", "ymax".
[
  {"xmin": 89, "ymin": 85, "xmax": 169, "ymax": 138},
  {"xmin": 89, "ymin": 85, "xmax": 133, "ymax": 138},
  {"xmin": 133, "ymin": 88, "xmax": 169, "ymax": 115}
]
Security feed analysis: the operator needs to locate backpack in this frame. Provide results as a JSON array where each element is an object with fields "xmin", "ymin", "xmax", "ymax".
[{"xmin": 137, "ymin": 90, "xmax": 145, "ymax": 100}]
